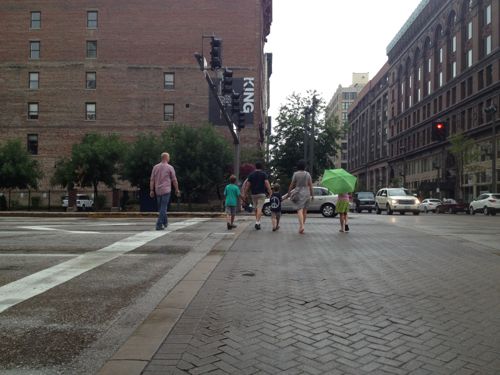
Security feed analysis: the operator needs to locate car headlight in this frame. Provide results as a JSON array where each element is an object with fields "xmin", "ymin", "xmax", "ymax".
[
  {"xmin": 415, "ymin": 199, "xmax": 420, "ymax": 205},
  {"xmin": 391, "ymin": 199, "xmax": 398, "ymax": 204}
]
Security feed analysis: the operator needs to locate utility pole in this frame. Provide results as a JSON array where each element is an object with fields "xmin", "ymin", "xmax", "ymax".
[{"xmin": 308, "ymin": 95, "xmax": 319, "ymax": 177}]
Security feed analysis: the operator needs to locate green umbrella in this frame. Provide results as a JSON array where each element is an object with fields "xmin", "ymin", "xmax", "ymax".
[{"xmin": 321, "ymin": 168, "xmax": 357, "ymax": 194}]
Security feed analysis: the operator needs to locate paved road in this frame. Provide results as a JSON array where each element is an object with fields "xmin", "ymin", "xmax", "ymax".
[
  {"xmin": 1, "ymin": 213, "xmax": 499, "ymax": 374},
  {"xmin": 0, "ymin": 217, "xmax": 232, "ymax": 375}
]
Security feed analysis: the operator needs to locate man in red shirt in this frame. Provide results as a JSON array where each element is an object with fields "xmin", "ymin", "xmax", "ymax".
[{"xmin": 150, "ymin": 152, "xmax": 180, "ymax": 230}]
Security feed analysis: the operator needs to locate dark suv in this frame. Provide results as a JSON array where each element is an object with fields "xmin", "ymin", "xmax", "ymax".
[{"xmin": 352, "ymin": 191, "xmax": 376, "ymax": 213}]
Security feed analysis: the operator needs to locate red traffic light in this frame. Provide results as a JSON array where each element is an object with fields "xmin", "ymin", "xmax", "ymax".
[{"xmin": 436, "ymin": 123, "xmax": 444, "ymax": 129}]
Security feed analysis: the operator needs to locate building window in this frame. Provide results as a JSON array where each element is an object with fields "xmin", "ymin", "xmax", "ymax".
[
  {"xmin": 452, "ymin": 35, "xmax": 457, "ymax": 53},
  {"xmin": 486, "ymin": 64, "xmax": 492, "ymax": 86},
  {"xmin": 485, "ymin": 35, "xmax": 491, "ymax": 55},
  {"xmin": 27, "ymin": 134, "xmax": 38, "ymax": 155},
  {"xmin": 418, "ymin": 67, "xmax": 422, "ymax": 81},
  {"xmin": 428, "ymin": 58, "xmax": 432, "ymax": 73},
  {"xmin": 164, "ymin": 73, "xmax": 175, "ymax": 89},
  {"xmin": 87, "ymin": 11, "xmax": 98, "ymax": 28},
  {"xmin": 452, "ymin": 61, "xmax": 457, "ymax": 78},
  {"xmin": 30, "ymin": 41, "xmax": 40, "ymax": 59},
  {"xmin": 439, "ymin": 72, "xmax": 443, "ymax": 88},
  {"xmin": 418, "ymin": 88, "xmax": 421, "ymax": 102},
  {"xmin": 164, "ymin": 104, "xmax": 174, "ymax": 121},
  {"xmin": 467, "ymin": 49, "xmax": 473, "ymax": 68},
  {"xmin": 29, "ymin": 72, "xmax": 39, "ymax": 89},
  {"xmin": 86, "ymin": 103, "xmax": 96, "ymax": 120},
  {"xmin": 485, "ymin": 4, "xmax": 491, "ymax": 25},
  {"xmin": 30, "ymin": 11, "xmax": 41, "ymax": 29},
  {"xmin": 86, "ymin": 72, "xmax": 96, "ymax": 89},
  {"xmin": 439, "ymin": 48, "xmax": 443, "ymax": 63},
  {"xmin": 467, "ymin": 22, "xmax": 473, "ymax": 40},
  {"xmin": 28, "ymin": 103, "xmax": 39, "ymax": 119},
  {"xmin": 427, "ymin": 81, "xmax": 431, "ymax": 95},
  {"xmin": 86, "ymin": 41, "xmax": 97, "ymax": 58}
]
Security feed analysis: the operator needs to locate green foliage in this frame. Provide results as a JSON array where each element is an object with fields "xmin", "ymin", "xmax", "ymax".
[
  {"xmin": 162, "ymin": 124, "xmax": 231, "ymax": 202},
  {"xmin": 122, "ymin": 133, "xmax": 163, "ymax": 188},
  {"xmin": 270, "ymin": 91, "xmax": 342, "ymax": 187},
  {"xmin": 448, "ymin": 134, "xmax": 481, "ymax": 198},
  {"xmin": 0, "ymin": 139, "xmax": 42, "ymax": 189},
  {"xmin": 52, "ymin": 133, "xmax": 124, "ymax": 198},
  {"xmin": 51, "ymin": 158, "xmax": 75, "ymax": 189}
]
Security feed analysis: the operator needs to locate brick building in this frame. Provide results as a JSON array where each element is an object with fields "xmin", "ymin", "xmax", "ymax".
[
  {"xmin": 0, "ymin": 0, "xmax": 273, "ymax": 188},
  {"xmin": 325, "ymin": 73, "xmax": 368, "ymax": 169},
  {"xmin": 348, "ymin": 0, "xmax": 499, "ymax": 201}
]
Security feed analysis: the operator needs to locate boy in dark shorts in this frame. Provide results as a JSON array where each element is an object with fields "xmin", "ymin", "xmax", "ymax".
[
  {"xmin": 270, "ymin": 183, "xmax": 282, "ymax": 231},
  {"xmin": 224, "ymin": 175, "xmax": 240, "ymax": 230}
]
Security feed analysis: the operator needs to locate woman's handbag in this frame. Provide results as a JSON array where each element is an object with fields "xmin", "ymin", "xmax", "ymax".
[{"xmin": 289, "ymin": 189, "xmax": 299, "ymax": 203}]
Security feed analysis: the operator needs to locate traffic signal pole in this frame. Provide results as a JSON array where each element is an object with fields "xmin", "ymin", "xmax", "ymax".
[{"xmin": 194, "ymin": 49, "xmax": 240, "ymax": 182}]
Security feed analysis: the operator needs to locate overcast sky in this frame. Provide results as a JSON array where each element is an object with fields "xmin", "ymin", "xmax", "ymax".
[{"xmin": 264, "ymin": 0, "xmax": 422, "ymax": 118}]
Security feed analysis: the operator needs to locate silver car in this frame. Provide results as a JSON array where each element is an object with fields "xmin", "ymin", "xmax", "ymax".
[{"xmin": 263, "ymin": 187, "xmax": 338, "ymax": 217}]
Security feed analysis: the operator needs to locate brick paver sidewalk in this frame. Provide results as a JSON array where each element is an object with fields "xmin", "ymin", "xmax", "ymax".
[{"xmin": 143, "ymin": 216, "xmax": 500, "ymax": 375}]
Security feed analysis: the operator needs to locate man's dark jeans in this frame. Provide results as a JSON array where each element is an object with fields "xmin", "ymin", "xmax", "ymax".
[{"xmin": 156, "ymin": 193, "xmax": 171, "ymax": 230}]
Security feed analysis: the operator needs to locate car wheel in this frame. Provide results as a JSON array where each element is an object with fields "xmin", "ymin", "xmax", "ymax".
[
  {"xmin": 386, "ymin": 204, "xmax": 393, "ymax": 215},
  {"xmin": 262, "ymin": 203, "xmax": 271, "ymax": 217},
  {"xmin": 424, "ymin": 207, "xmax": 428, "ymax": 213},
  {"xmin": 413, "ymin": 211, "xmax": 420, "ymax": 215},
  {"xmin": 483, "ymin": 206, "xmax": 489, "ymax": 216},
  {"xmin": 321, "ymin": 203, "xmax": 336, "ymax": 217},
  {"xmin": 400, "ymin": 211, "xmax": 405, "ymax": 215},
  {"xmin": 432, "ymin": 209, "xmax": 436, "ymax": 213},
  {"xmin": 470, "ymin": 206, "xmax": 475, "ymax": 215},
  {"xmin": 356, "ymin": 206, "xmax": 361, "ymax": 213},
  {"xmin": 376, "ymin": 204, "xmax": 381, "ymax": 215},
  {"xmin": 448, "ymin": 207, "xmax": 454, "ymax": 214},
  {"xmin": 368, "ymin": 209, "xmax": 372, "ymax": 213}
]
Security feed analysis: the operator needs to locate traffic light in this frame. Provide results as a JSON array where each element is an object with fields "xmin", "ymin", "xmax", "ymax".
[
  {"xmin": 222, "ymin": 69, "xmax": 233, "ymax": 95},
  {"xmin": 431, "ymin": 121, "xmax": 447, "ymax": 141},
  {"xmin": 237, "ymin": 111, "xmax": 245, "ymax": 129},
  {"xmin": 210, "ymin": 37, "xmax": 222, "ymax": 70},
  {"xmin": 231, "ymin": 91, "xmax": 241, "ymax": 114}
]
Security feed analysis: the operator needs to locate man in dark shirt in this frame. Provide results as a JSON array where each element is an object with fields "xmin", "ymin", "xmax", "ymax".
[{"xmin": 244, "ymin": 161, "xmax": 272, "ymax": 230}]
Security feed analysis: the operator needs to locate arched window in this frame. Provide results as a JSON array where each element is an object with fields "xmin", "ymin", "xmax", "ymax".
[
  {"xmin": 413, "ymin": 47, "xmax": 421, "ymax": 103},
  {"xmin": 434, "ymin": 25, "xmax": 444, "ymax": 89},
  {"xmin": 406, "ymin": 57, "xmax": 412, "ymax": 108},
  {"xmin": 447, "ymin": 10, "xmax": 458, "ymax": 80},
  {"xmin": 423, "ymin": 37, "xmax": 432, "ymax": 96},
  {"xmin": 398, "ymin": 65, "xmax": 404, "ymax": 114},
  {"xmin": 461, "ymin": 0, "xmax": 474, "ymax": 70},
  {"xmin": 480, "ymin": 1, "xmax": 492, "ymax": 57}
]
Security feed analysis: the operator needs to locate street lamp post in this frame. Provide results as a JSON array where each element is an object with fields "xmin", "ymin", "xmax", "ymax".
[
  {"xmin": 484, "ymin": 104, "xmax": 497, "ymax": 193},
  {"xmin": 399, "ymin": 146, "xmax": 406, "ymax": 187}
]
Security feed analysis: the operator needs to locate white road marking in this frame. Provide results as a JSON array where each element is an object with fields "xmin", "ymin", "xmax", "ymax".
[
  {"xmin": 19, "ymin": 226, "xmax": 100, "ymax": 234},
  {"xmin": 0, "ymin": 218, "xmax": 209, "ymax": 314}
]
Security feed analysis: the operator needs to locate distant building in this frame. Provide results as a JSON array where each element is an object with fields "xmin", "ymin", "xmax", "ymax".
[
  {"xmin": 347, "ymin": 0, "xmax": 499, "ymax": 201},
  {"xmin": 325, "ymin": 73, "xmax": 369, "ymax": 169},
  {"xmin": 0, "ymin": 0, "xmax": 273, "ymax": 188},
  {"xmin": 348, "ymin": 64, "xmax": 390, "ymax": 191}
]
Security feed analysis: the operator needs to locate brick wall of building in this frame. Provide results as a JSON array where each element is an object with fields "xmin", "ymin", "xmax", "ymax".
[{"xmin": 0, "ymin": 0, "xmax": 272, "ymax": 188}]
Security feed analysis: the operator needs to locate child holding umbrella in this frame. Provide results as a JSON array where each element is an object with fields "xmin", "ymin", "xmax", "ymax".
[{"xmin": 321, "ymin": 168, "xmax": 356, "ymax": 233}]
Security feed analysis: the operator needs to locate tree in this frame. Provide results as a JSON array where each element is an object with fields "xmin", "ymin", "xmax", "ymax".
[
  {"xmin": 52, "ymin": 133, "xmax": 125, "ymax": 199},
  {"xmin": 0, "ymin": 139, "xmax": 42, "ymax": 189},
  {"xmin": 162, "ymin": 124, "xmax": 231, "ymax": 205},
  {"xmin": 270, "ymin": 91, "xmax": 342, "ymax": 188},
  {"xmin": 448, "ymin": 134, "xmax": 481, "ymax": 199},
  {"xmin": 122, "ymin": 134, "xmax": 163, "ymax": 189},
  {"xmin": 51, "ymin": 158, "xmax": 76, "ymax": 189}
]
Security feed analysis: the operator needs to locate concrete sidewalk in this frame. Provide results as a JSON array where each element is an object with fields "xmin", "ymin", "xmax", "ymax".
[{"xmin": 104, "ymin": 215, "xmax": 500, "ymax": 374}]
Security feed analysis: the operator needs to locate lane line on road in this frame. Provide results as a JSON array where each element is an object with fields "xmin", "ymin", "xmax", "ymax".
[{"xmin": 0, "ymin": 219, "xmax": 209, "ymax": 314}]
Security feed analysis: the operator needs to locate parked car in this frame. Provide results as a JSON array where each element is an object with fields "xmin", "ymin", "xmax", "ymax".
[
  {"xmin": 352, "ymin": 191, "xmax": 376, "ymax": 213},
  {"xmin": 435, "ymin": 198, "xmax": 470, "ymax": 214},
  {"xmin": 375, "ymin": 188, "xmax": 420, "ymax": 215},
  {"xmin": 469, "ymin": 193, "xmax": 500, "ymax": 216},
  {"xmin": 263, "ymin": 186, "xmax": 338, "ymax": 217},
  {"xmin": 61, "ymin": 194, "xmax": 94, "ymax": 211},
  {"xmin": 419, "ymin": 198, "xmax": 442, "ymax": 213}
]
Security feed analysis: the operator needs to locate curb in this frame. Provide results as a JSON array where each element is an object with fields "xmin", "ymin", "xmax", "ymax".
[
  {"xmin": 0, "ymin": 211, "xmax": 226, "ymax": 218},
  {"xmin": 96, "ymin": 221, "xmax": 250, "ymax": 375}
]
